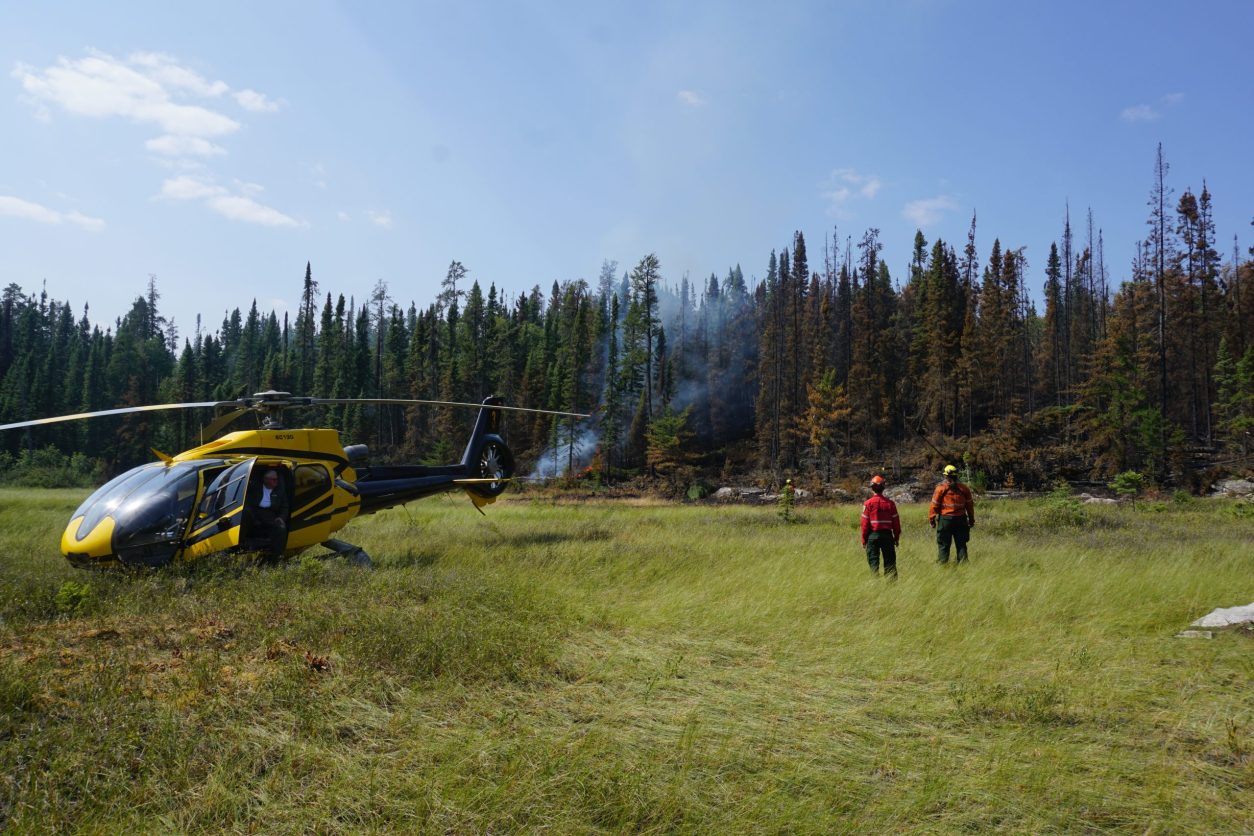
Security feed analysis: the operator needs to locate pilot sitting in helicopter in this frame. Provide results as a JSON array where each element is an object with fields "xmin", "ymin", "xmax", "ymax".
[{"xmin": 244, "ymin": 468, "xmax": 289, "ymax": 556}]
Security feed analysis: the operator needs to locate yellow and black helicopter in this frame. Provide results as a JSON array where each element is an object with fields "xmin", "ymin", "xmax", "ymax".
[{"xmin": 0, "ymin": 392, "xmax": 587, "ymax": 569}]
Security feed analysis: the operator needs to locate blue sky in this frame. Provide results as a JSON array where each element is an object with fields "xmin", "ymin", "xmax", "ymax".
[{"xmin": 2, "ymin": 0, "xmax": 1252, "ymax": 334}]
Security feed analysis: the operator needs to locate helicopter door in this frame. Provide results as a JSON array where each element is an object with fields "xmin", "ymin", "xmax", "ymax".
[{"xmin": 183, "ymin": 459, "xmax": 255, "ymax": 560}]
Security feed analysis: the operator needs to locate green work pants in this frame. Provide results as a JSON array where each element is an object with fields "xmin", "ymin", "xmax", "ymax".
[
  {"xmin": 936, "ymin": 516, "xmax": 969, "ymax": 564},
  {"xmin": 865, "ymin": 531, "xmax": 897, "ymax": 577}
]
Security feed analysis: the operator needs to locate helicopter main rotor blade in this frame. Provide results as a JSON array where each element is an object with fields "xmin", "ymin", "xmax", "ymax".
[
  {"xmin": 199, "ymin": 407, "xmax": 253, "ymax": 439},
  {"xmin": 308, "ymin": 398, "xmax": 592, "ymax": 419},
  {"xmin": 0, "ymin": 401, "xmax": 228, "ymax": 432}
]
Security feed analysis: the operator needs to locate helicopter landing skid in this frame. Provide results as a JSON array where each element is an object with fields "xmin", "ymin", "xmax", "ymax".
[{"xmin": 320, "ymin": 538, "xmax": 373, "ymax": 568}]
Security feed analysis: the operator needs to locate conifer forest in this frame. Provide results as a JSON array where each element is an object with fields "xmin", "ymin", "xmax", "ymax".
[{"xmin": 3, "ymin": 145, "xmax": 1253, "ymax": 490}]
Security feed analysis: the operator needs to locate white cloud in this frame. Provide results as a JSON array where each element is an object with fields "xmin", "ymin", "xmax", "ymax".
[
  {"xmin": 829, "ymin": 168, "xmax": 882, "ymax": 199},
  {"xmin": 0, "ymin": 195, "xmax": 60, "ymax": 224},
  {"xmin": 234, "ymin": 88, "xmax": 280, "ymax": 112},
  {"xmin": 366, "ymin": 209, "xmax": 393, "ymax": 229},
  {"xmin": 146, "ymin": 134, "xmax": 226, "ymax": 156},
  {"xmin": 337, "ymin": 211, "xmax": 350, "ymax": 221},
  {"xmin": 902, "ymin": 195, "xmax": 958, "ymax": 228},
  {"xmin": 127, "ymin": 51, "xmax": 229, "ymax": 97},
  {"xmin": 207, "ymin": 194, "xmax": 300, "ymax": 227},
  {"xmin": 826, "ymin": 186, "xmax": 851, "ymax": 203},
  {"xmin": 677, "ymin": 90, "xmax": 707, "ymax": 107},
  {"xmin": 822, "ymin": 168, "xmax": 882, "ymax": 215},
  {"xmin": 157, "ymin": 176, "xmax": 299, "ymax": 227},
  {"xmin": 1120, "ymin": 104, "xmax": 1160, "ymax": 123},
  {"xmin": 64, "ymin": 211, "xmax": 106, "ymax": 232},
  {"xmin": 159, "ymin": 175, "xmax": 226, "ymax": 201},
  {"xmin": 0, "ymin": 194, "xmax": 104, "ymax": 231},
  {"xmin": 13, "ymin": 53, "xmax": 241, "ymax": 137},
  {"xmin": 1120, "ymin": 93, "xmax": 1184, "ymax": 124},
  {"xmin": 13, "ymin": 50, "xmax": 281, "ymax": 156},
  {"xmin": 16, "ymin": 50, "xmax": 294, "ymax": 227}
]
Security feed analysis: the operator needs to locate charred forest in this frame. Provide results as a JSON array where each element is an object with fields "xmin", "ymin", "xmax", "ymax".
[{"xmin": 2, "ymin": 146, "xmax": 1253, "ymax": 490}]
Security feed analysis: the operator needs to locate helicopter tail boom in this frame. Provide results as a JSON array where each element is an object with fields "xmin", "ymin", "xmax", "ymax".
[{"xmin": 351, "ymin": 397, "xmax": 515, "ymax": 515}]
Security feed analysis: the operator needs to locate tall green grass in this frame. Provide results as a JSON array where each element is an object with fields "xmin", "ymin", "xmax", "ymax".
[{"xmin": 1, "ymin": 489, "xmax": 1251, "ymax": 832}]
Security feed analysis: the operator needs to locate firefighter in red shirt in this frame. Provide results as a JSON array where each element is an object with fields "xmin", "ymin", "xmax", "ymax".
[{"xmin": 861, "ymin": 474, "xmax": 901, "ymax": 577}]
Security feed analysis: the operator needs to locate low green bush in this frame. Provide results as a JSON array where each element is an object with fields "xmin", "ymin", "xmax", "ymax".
[
  {"xmin": 53, "ymin": 580, "xmax": 91, "ymax": 615},
  {"xmin": 0, "ymin": 446, "xmax": 102, "ymax": 488},
  {"xmin": 1038, "ymin": 484, "xmax": 1089, "ymax": 529}
]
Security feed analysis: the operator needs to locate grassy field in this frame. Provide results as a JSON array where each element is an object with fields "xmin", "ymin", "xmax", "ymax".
[{"xmin": 1, "ymin": 488, "xmax": 1252, "ymax": 833}]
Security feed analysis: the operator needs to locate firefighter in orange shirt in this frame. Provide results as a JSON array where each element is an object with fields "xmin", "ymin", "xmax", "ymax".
[
  {"xmin": 929, "ymin": 464, "xmax": 975, "ymax": 564},
  {"xmin": 861, "ymin": 474, "xmax": 901, "ymax": 577}
]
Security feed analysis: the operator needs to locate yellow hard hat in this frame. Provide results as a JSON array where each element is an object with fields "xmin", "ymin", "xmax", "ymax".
[{"xmin": 943, "ymin": 465, "xmax": 958, "ymax": 476}]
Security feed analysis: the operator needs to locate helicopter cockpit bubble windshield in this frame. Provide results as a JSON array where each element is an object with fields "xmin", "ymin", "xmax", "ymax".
[{"xmin": 67, "ymin": 459, "xmax": 226, "ymax": 567}]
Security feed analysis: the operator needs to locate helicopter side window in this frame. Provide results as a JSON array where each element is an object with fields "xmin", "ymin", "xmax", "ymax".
[
  {"xmin": 197, "ymin": 460, "xmax": 253, "ymax": 520},
  {"xmin": 220, "ymin": 474, "xmax": 248, "ymax": 510},
  {"xmin": 292, "ymin": 464, "xmax": 330, "ymax": 508}
]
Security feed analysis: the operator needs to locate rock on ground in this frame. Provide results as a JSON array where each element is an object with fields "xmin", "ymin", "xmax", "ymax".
[
  {"xmin": 713, "ymin": 486, "xmax": 806, "ymax": 502},
  {"xmin": 1212, "ymin": 478, "xmax": 1254, "ymax": 498},
  {"xmin": 885, "ymin": 484, "xmax": 925, "ymax": 503},
  {"xmin": 1191, "ymin": 602, "xmax": 1254, "ymax": 628}
]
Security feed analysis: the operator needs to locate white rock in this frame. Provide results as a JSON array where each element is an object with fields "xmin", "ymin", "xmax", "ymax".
[
  {"xmin": 1191, "ymin": 601, "xmax": 1254, "ymax": 628},
  {"xmin": 792, "ymin": 488, "xmax": 810, "ymax": 498},
  {"xmin": 713, "ymin": 487, "xmax": 736, "ymax": 499},
  {"xmin": 1083, "ymin": 497, "xmax": 1119, "ymax": 505},
  {"xmin": 1213, "ymin": 478, "xmax": 1254, "ymax": 497},
  {"xmin": 885, "ymin": 485, "xmax": 921, "ymax": 503},
  {"xmin": 738, "ymin": 487, "xmax": 765, "ymax": 497}
]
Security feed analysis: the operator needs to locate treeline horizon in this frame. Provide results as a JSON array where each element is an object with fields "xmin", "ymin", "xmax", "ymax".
[{"xmin": 2, "ymin": 144, "xmax": 1252, "ymax": 488}]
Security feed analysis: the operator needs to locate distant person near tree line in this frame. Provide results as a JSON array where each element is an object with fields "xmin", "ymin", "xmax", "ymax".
[
  {"xmin": 861, "ymin": 474, "xmax": 901, "ymax": 578},
  {"xmin": 929, "ymin": 465, "xmax": 975, "ymax": 564}
]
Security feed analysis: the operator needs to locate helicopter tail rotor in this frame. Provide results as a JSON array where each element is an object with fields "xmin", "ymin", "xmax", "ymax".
[{"xmin": 461, "ymin": 396, "xmax": 514, "ymax": 499}]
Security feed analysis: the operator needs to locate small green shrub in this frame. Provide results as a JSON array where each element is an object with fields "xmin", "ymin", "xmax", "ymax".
[
  {"xmin": 777, "ymin": 480, "xmax": 796, "ymax": 523},
  {"xmin": 54, "ymin": 580, "xmax": 91, "ymax": 615},
  {"xmin": 950, "ymin": 681, "xmax": 1071, "ymax": 725},
  {"xmin": 295, "ymin": 552, "xmax": 328, "ymax": 581},
  {"xmin": 1110, "ymin": 470, "xmax": 1145, "ymax": 506},
  {"xmin": 1039, "ymin": 484, "xmax": 1089, "ymax": 529}
]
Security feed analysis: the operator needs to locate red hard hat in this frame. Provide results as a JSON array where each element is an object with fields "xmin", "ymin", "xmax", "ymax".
[{"xmin": 870, "ymin": 474, "xmax": 885, "ymax": 486}]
